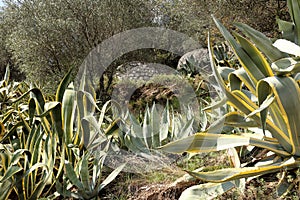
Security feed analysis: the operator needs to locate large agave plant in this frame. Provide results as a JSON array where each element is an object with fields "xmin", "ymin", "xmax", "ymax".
[
  {"xmin": 103, "ymin": 102, "xmax": 206, "ymax": 173},
  {"xmin": 160, "ymin": 0, "xmax": 300, "ymax": 198},
  {"xmin": 0, "ymin": 67, "xmax": 123, "ymax": 199}
]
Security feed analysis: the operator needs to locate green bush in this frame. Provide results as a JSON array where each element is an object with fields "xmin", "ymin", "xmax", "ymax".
[{"xmin": 160, "ymin": 0, "xmax": 300, "ymax": 199}]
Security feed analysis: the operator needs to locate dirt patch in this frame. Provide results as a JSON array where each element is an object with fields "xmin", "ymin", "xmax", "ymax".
[{"xmin": 128, "ymin": 179, "xmax": 199, "ymax": 200}]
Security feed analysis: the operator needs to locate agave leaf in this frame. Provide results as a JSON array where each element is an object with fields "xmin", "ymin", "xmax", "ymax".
[
  {"xmin": 246, "ymin": 94, "xmax": 275, "ymax": 120},
  {"xmin": 28, "ymin": 98, "xmax": 36, "ymax": 125},
  {"xmin": 56, "ymin": 67, "xmax": 73, "ymax": 103},
  {"xmin": 0, "ymin": 165, "xmax": 22, "ymax": 182},
  {"xmin": 98, "ymin": 163, "xmax": 125, "ymax": 192},
  {"xmin": 209, "ymin": 40, "xmax": 292, "ymax": 152},
  {"xmin": 277, "ymin": 18, "xmax": 294, "ymax": 42},
  {"xmin": 271, "ymin": 56, "xmax": 300, "ymax": 75},
  {"xmin": 207, "ymin": 112, "xmax": 259, "ymax": 133},
  {"xmin": 65, "ymin": 161, "xmax": 84, "ymax": 189},
  {"xmin": 228, "ymin": 148, "xmax": 241, "ymax": 168},
  {"xmin": 258, "ymin": 77, "xmax": 300, "ymax": 156},
  {"xmin": 81, "ymin": 115, "xmax": 106, "ymax": 148},
  {"xmin": 160, "ymin": 103, "xmax": 170, "ymax": 142},
  {"xmin": 229, "ymin": 68, "xmax": 255, "ymax": 93},
  {"xmin": 234, "ymin": 32, "xmax": 273, "ymax": 77},
  {"xmin": 62, "ymin": 83, "xmax": 76, "ymax": 145},
  {"xmin": 0, "ymin": 180, "xmax": 13, "ymax": 200},
  {"xmin": 159, "ymin": 133, "xmax": 290, "ymax": 157},
  {"xmin": 80, "ymin": 154, "xmax": 91, "ymax": 193},
  {"xmin": 287, "ymin": 0, "xmax": 300, "ymax": 44},
  {"xmin": 98, "ymin": 100, "xmax": 111, "ymax": 125},
  {"xmin": 185, "ymin": 158, "xmax": 300, "ymax": 183},
  {"xmin": 79, "ymin": 90, "xmax": 99, "ymax": 113},
  {"xmin": 3, "ymin": 65, "xmax": 10, "ymax": 84},
  {"xmin": 218, "ymin": 66, "xmax": 235, "ymax": 83},
  {"xmin": 273, "ymin": 39, "xmax": 300, "ymax": 57},
  {"xmin": 212, "ymin": 17, "xmax": 266, "ymax": 86},
  {"xmin": 176, "ymin": 118, "xmax": 194, "ymax": 140},
  {"xmin": 179, "ymin": 181, "xmax": 236, "ymax": 200},
  {"xmin": 150, "ymin": 103, "xmax": 160, "ymax": 147},
  {"xmin": 234, "ymin": 22, "xmax": 287, "ymax": 62}
]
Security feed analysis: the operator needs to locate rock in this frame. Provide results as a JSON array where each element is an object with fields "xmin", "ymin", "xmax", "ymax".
[{"xmin": 177, "ymin": 48, "xmax": 211, "ymax": 76}]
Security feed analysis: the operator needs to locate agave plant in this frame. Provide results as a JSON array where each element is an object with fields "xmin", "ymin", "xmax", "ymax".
[
  {"xmin": 0, "ymin": 67, "xmax": 123, "ymax": 199},
  {"xmin": 160, "ymin": 0, "xmax": 300, "ymax": 199},
  {"xmin": 103, "ymin": 102, "xmax": 203, "ymax": 173}
]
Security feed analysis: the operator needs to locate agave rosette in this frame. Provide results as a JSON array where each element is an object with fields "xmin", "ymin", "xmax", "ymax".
[{"xmin": 160, "ymin": 0, "xmax": 300, "ymax": 198}]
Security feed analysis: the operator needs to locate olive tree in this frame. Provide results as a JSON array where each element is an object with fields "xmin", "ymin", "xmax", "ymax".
[{"xmin": 2, "ymin": 0, "xmax": 154, "ymax": 92}]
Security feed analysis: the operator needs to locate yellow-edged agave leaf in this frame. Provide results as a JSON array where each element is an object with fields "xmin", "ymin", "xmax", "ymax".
[
  {"xmin": 234, "ymin": 22, "xmax": 287, "ymax": 62},
  {"xmin": 213, "ymin": 17, "xmax": 267, "ymax": 86},
  {"xmin": 234, "ymin": 32, "xmax": 273, "ymax": 77},
  {"xmin": 62, "ymin": 83, "xmax": 76, "ymax": 145},
  {"xmin": 179, "ymin": 181, "xmax": 236, "ymax": 200},
  {"xmin": 258, "ymin": 77, "xmax": 300, "ymax": 156},
  {"xmin": 218, "ymin": 67, "xmax": 235, "ymax": 83},
  {"xmin": 288, "ymin": 0, "xmax": 300, "ymax": 45},
  {"xmin": 230, "ymin": 90, "xmax": 291, "ymax": 153},
  {"xmin": 159, "ymin": 133, "xmax": 290, "ymax": 157},
  {"xmin": 271, "ymin": 56, "xmax": 300, "ymax": 75},
  {"xmin": 229, "ymin": 68, "xmax": 255, "ymax": 93},
  {"xmin": 209, "ymin": 41, "xmax": 292, "ymax": 152},
  {"xmin": 207, "ymin": 111, "xmax": 259, "ymax": 133},
  {"xmin": 0, "ymin": 121, "xmax": 5, "ymax": 139},
  {"xmin": 56, "ymin": 67, "xmax": 73, "ymax": 103},
  {"xmin": 185, "ymin": 158, "xmax": 300, "ymax": 183},
  {"xmin": 246, "ymin": 94, "xmax": 275, "ymax": 120}
]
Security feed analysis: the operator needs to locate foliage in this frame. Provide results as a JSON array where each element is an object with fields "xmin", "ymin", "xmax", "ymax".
[
  {"xmin": 1, "ymin": 0, "xmax": 154, "ymax": 92},
  {"xmin": 155, "ymin": 0, "xmax": 289, "ymax": 46},
  {"xmin": 0, "ymin": 67, "xmax": 124, "ymax": 199},
  {"xmin": 160, "ymin": 0, "xmax": 300, "ymax": 199}
]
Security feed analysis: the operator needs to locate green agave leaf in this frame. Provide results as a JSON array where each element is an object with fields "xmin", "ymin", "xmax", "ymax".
[
  {"xmin": 287, "ymin": 0, "xmax": 300, "ymax": 44},
  {"xmin": 28, "ymin": 98, "xmax": 36, "ymax": 125},
  {"xmin": 258, "ymin": 77, "xmax": 300, "ymax": 156},
  {"xmin": 65, "ymin": 161, "xmax": 84, "ymax": 189},
  {"xmin": 277, "ymin": 17, "xmax": 295, "ymax": 42},
  {"xmin": 150, "ymin": 103, "xmax": 160, "ymax": 147},
  {"xmin": 0, "ymin": 180, "xmax": 13, "ymax": 200},
  {"xmin": 98, "ymin": 163, "xmax": 125, "ymax": 192},
  {"xmin": 0, "ymin": 165, "xmax": 22, "ymax": 182},
  {"xmin": 185, "ymin": 158, "xmax": 300, "ymax": 183},
  {"xmin": 81, "ymin": 115, "xmax": 106, "ymax": 148},
  {"xmin": 179, "ymin": 181, "xmax": 236, "ymax": 200},
  {"xmin": 176, "ymin": 118, "xmax": 194, "ymax": 140},
  {"xmin": 56, "ymin": 67, "xmax": 73, "ymax": 103},
  {"xmin": 246, "ymin": 94, "xmax": 275, "ymax": 120},
  {"xmin": 80, "ymin": 154, "xmax": 91, "ymax": 193},
  {"xmin": 98, "ymin": 100, "xmax": 112, "ymax": 126},
  {"xmin": 235, "ymin": 22, "xmax": 287, "ymax": 62}
]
